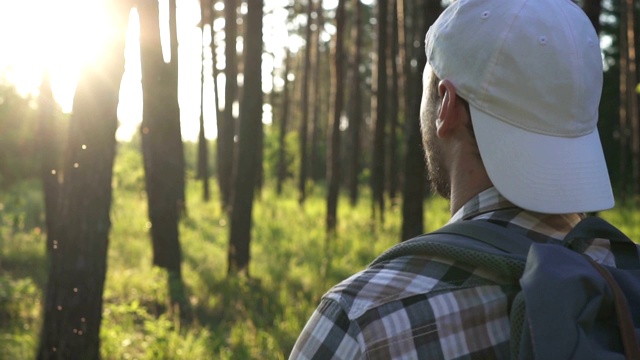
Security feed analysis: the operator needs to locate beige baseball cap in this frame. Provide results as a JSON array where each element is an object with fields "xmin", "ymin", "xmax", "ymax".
[{"xmin": 425, "ymin": 0, "xmax": 614, "ymax": 213}]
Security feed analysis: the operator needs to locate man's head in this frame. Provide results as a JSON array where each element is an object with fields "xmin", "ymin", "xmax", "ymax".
[
  {"xmin": 421, "ymin": 68, "xmax": 477, "ymax": 200},
  {"xmin": 421, "ymin": 68, "xmax": 450, "ymax": 199},
  {"xmin": 421, "ymin": 0, "xmax": 614, "ymax": 214}
]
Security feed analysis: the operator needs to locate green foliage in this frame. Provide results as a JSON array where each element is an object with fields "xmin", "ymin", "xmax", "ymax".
[
  {"xmin": 263, "ymin": 127, "xmax": 299, "ymax": 184},
  {"xmin": 0, "ymin": 168, "xmax": 445, "ymax": 359},
  {"xmin": 182, "ymin": 139, "xmax": 218, "ymax": 181},
  {"xmin": 0, "ymin": 83, "xmax": 39, "ymax": 189},
  {"xmin": 0, "ymin": 82, "xmax": 67, "ymax": 190},
  {"xmin": 0, "ymin": 227, "xmax": 44, "ymax": 360},
  {"xmin": 101, "ymin": 299, "xmax": 211, "ymax": 360},
  {"xmin": 1, "ymin": 147, "xmax": 637, "ymax": 359},
  {"xmin": 600, "ymin": 204, "xmax": 640, "ymax": 241},
  {"xmin": 0, "ymin": 179, "xmax": 45, "ymax": 233},
  {"xmin": 113, "ymin": 142, "xmax": 146, "ymax": 193},
  {"xmin": 0, "ymin": 275, "xmax": 40, "ymax": 325}
]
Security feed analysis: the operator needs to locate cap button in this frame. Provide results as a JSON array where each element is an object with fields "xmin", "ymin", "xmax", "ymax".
[{"xmin": 481, "ymin": 10, "xmax": 490, "ymax": 19}]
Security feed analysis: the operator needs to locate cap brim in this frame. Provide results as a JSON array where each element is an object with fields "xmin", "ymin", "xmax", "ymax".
[{"xmin": 470, "ymin": 105, "xmax": 614, "ymax": 214}]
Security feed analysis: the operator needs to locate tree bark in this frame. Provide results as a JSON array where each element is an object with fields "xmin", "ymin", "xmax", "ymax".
[
  {"xmin": 38, "ymin": 72, "xmax": 61, "ymax": 254},
  {"xmin": 327, "ymin": 0, "xmax": 347, "ymax": 233},
  {"xmin": 388, "ymin": 0, "xmax": 400, "ymax": 202},
  {"xmin": 255, "ymin": 110, "xmax": 265, "ymax": 195},
  {"xmin": 277, "ymin": 48, "xmax": 291, "ymax": 195},
  {"xmin": 298, "ymin": 0, "xmax": 315, "ymax": 204},
  {"xmin": 198, "ymin": 0, "xmax": 210, "ymax": 201},
  {"xmin": 138, "ymin": 0, "xmax": 187, "ymax": 314},
  {"xmin": 169, "ymin": 0, "xmax": 186, "ymax": 214},
  {"xmin": 209, "ymin": 3, "xmax": 224, "ymax": 159},
  {"xmin": 228, "ymin": 0, "xmax": 263, "ymax": 275},
  {"xmin": 310, "ymin": 3, "xmax": 324, "ymax": 182},
  {"xmin": 625, "ymin": 0, "xmax": 640, "ymax": 198},
  {"xmin": 582, "ymin": 0, "xmax": 601, "ymax": 35},
  {"xmin": 371, "ymin": 0, "xmax": 388, "ymax": 221},
  {"xmin": 348, "ymin": 0, "xmax": 364, "ymax": 206},
  {"xmin": 400, "ymin": 0, "xmax": 441, "ymax": 241},
  {"xmin": 219, "ymin": 0, "xmax": 238, "ymax": 211},
  {"xmin": 617, "ymin": 0, "xmax": 639, "ymax": 201},
  {"xmin": 619, "ymin": 0, "xmax": 629, "ymax": 202},
  {"xmin": 37, "ymin": 2, "xmax": 129, "ymax": 358}
]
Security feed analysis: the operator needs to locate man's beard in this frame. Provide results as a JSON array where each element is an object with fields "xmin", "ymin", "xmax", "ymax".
[{"xmin": 421, "ymin": 103, "xmax": 451, "ymax": 199}]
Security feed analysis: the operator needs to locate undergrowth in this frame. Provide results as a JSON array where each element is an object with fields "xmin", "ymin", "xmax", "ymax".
[
  {"xmin": 0, "ymin": 143, "xmax": 634, "ymax": 359},
  {"xmin": 0, "ymin": 144, "xmax": 451, "ymax": 359}
]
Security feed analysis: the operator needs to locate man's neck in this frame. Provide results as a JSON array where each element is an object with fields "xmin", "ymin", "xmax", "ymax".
[{"xmin": 448, "ymin": 159, "xmax": 493, "ymax": 216}]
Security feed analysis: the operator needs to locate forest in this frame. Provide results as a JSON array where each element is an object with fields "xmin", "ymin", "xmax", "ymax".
[{"xmin": 1, "ymin": 0, "xmax": 640, "ymax": 358}]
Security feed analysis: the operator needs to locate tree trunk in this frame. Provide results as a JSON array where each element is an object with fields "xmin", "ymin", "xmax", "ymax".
[
  {"xmin": 327, "ymin": 0, "xmax": 347, "ymax": 233},
  {"xmin": 400, "ymin": 0, "xmax": 441, "ymax": 241},
  {"xmin": 219, "ymin": 0, "xmax": 238, "ymax": 211},
  {"xmin": 209, "ymin": 3, "xmax": 224, "ymax": 158},
  {"xmin": 617, "ymin": 0, "xmax": 639, "ymax": 201},
  {"xmin": 310, "ymin": 4, "xmax": 324, "ymax": 182},
  {"xmin": 228, "ymin": 0, "xmax": 263, "ymax": 275},
  {"xmin": 625, "ymin": 0, "xmax": 640, "ymax": 198},
  {"xmin": 255, "ymin": 108, "xmax": 265, "ymax": 195},
  {"xmin": 38, "ymin": 72, "xmax": 61, "ymax": 254},
  {"xmin": 371, "ymin": 0, "xmax": 388, "ymax": 221},
  {"xmin": 582, "ymin": 0, "xmax": 601, "ymax": 35},
  {"xmin": 619, "ymin": 0, "xmax": 629, "ymax": 202},
  {"xmin": 198, "ymin": 1, "xmax": 210, "ymax": 201},
  {"xmin": 37, "ymin": 2, "xmax": 129, "ymax": 358},
  {"xmin": 388, "ymin": 0, "xmax": 400, "ymax": 202},
  {"xmin": 169, "ymin": 0, "xmax": 186, "ymax": 215},
  {"xmin": 277, "ymin": 48, "xmax": 291, "ymax": 195},
  {"xmin": 138, "ymin": 0, "xmax": 187, "ymax": 313},
  {"xmin": 349, "ymin": 0, "xmax": 363, "ymax": 206},
  {"xmin": 298, "ymin": 0, "xmax": 315, "ymax": 204},
  {"xmin": 198, "ymin": 46, "xmax": 210, "ymax": 201}
]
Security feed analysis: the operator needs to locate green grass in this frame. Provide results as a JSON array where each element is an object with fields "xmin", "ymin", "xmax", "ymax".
[
  {"xmin": 0, "ymin": 157, "xmax": 451, "ymax": 359},
  {"xmin": 1, "ymin": 147, "xmax": 637, "ymax": 359}
]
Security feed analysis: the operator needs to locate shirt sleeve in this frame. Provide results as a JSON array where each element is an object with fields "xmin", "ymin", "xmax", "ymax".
[{"xmin": 289, "ymin": 298, "xmax": 362, "ymax": 360}]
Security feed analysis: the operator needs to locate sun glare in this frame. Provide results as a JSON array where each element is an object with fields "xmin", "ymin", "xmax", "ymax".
[
  {"xmin": 1, "ymin": 0, "xmax": 291, "ymax": 142},
  {"xmin": 0, "ymin": 0, "xmax": 114, "ymax": 111},
  {"xmin": 47, "ymin": 1, "xmax": 112, "ymax": 68}
]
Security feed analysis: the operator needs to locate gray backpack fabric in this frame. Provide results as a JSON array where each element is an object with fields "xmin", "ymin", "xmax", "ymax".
[{"xmin": 370, "ymin": 217, "xmax": 640, "ymax": 359}]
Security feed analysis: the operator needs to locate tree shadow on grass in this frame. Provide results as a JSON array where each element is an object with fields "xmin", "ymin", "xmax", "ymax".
[
  {"xmin": 182, "ymin": 254, "xmax": 307, "ymax": 358},
  {"xmin": 0, "ymin": 236, "xmax": 48, "ymax": 289},
  {"xmin": 0, "ymin": 234, "xmax": 47, "ymax": 359}
]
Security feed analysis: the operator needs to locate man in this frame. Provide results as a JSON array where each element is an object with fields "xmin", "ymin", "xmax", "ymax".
[{"xmin": 290, "ymin": 0, "xmax": 615, "ymax": 358}]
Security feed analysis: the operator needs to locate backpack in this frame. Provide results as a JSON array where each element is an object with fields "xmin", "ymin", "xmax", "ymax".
[{"xmin": 370, "ymin": 217, "xmax": 640, "ymax": 359}]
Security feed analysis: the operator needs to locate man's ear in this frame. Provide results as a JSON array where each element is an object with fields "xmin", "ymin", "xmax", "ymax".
[{"xmin": 436, "ymin": 79, "xmax": 458, "ymax": 138}]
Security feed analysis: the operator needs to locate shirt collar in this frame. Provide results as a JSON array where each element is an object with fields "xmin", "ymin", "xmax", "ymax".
[
  {"xmin": 448, "ymin": 187, "xmax": 584, "ymax": 242},
  {"xmin": 448, "ymin": 187, "xmax": 517, "ymax": 224}
]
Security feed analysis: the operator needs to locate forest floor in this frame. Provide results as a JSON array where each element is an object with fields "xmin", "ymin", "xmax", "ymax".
[{"xmin": 1, "ymin": 144, "xmax": 639, "ymax": 359}]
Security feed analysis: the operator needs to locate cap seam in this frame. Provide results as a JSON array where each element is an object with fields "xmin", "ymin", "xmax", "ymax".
[
  {"xmin": 468, "ymin": 0, "xmax": 594, "ymax": 138},
  {"xmin": 480, "ymin": 0, "xmax": 527, "ymax": 108},
  {"xmin": 555, "ymin": 0, "xmax": 582, "ymax": 133},
  {"xmin": 470, "ymin": 0, "xmax": 557, "ymax": 135}
]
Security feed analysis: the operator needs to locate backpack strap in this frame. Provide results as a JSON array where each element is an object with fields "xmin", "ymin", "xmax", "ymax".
[
  {"xmin": 371, "ymin": 220, "xmax": 532, "ymax": 264},
  {"xmin": 564, "ymin": 216, "xmax": 640, "ymax": 270},
  {"xmin": 585, "ymin": 256, "xmax": 640, "ymax": 359},
  {"xmin": 431, "ymin": 220, "xmax": 532, "ymax": 257},
  {"xmin": 374, "ymin": 218, "xmax": 639, "ymax": 270},
  {"xmin": 369, "ymin": 220, "xmax": 530, "ymax": 279}
]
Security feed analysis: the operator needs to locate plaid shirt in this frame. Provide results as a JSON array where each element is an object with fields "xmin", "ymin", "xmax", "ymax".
[{"xmin": 290, "ymin": 187, "xmax": 617, "ymax": 359}]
